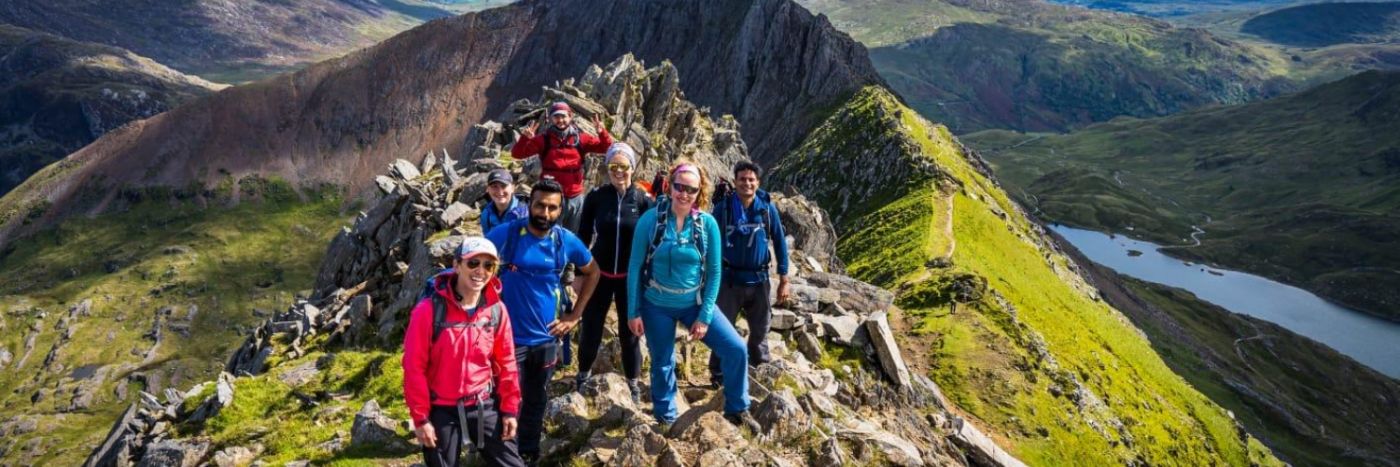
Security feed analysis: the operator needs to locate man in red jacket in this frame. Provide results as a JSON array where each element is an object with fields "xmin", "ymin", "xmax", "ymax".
[
  {"xmin": 403, "ymin": 237, "xmax": 525, "ymax": 467},
  {"xmin": 510, "ymin": 101, "xmax": 613, "ymax": 233}
]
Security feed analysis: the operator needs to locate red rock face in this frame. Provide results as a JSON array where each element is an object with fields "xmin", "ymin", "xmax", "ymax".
[{"xmin": 0, "ymin": 0, "xmax": 883, "ymax": 244}]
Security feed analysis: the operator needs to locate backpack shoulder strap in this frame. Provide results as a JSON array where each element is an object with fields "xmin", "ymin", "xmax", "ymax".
[
  {"xmin": 500, "ymin": 219, "xmax": 524, "ymax": 274},
  {"xmin": 431, "ymin": 293, "xmax": 448, "ymax": 344}
]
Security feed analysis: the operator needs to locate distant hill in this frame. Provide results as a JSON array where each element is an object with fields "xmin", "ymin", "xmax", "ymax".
[
  {"xmin": 1049, "ymin": 0, "xmax": 1300, "ymax": 17},
  {"xmin": 800, "ymin": 0, "xmax": 1296, "ymax": 133},
  {"xmin": 0, "ymin": 25, "xmax": 216, "ymax": 197},
  {"xmin": 1241, "ymin": 1, "xmax": 1400, "ymax": 47},
  {"xmin": 966, "ymin": 70, "xmax": 1400, "ymax": 322},
  {"xmin": 0, "ymin": 0, "xmax": 463, "ymax": 82}
]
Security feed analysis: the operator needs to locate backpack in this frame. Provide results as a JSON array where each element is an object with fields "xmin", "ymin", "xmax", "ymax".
[
  {"xmin": 640, "ymin": 198, "xmax": 708, "ymax": 304},
  {"xmin": 541, "ymin": 125, "xmax": 582, "ymax": 155},
  {"xmin": 429, "ymin": 289, "xmax": 502, "ymax": 344},
  {"xmin": 716, "ymin": 191, "xmax": 777, "ymax": 273},
  {"xmin": 498, "ymin": 218, "xmax": 573, "ymax": 316}
]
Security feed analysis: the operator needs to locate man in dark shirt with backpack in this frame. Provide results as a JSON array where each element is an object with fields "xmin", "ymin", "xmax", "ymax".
[{"xmin": 708, "ymin": 161, "xmax": 792, "ymax": 387}]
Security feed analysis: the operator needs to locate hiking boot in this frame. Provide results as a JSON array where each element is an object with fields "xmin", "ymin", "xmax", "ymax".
[
  {"xmin": 723, "ymin": 410, "xmax": 761, "ymax": 435},
  {"xmin": 627, "ymin": 379, "xmax": 642, "ymax": 403},
  {"xmin": 574, "ymin": 371, "xmax": 591, "ymax": 393},
  {"xmin": 709, "ymin": 375, "xmax": 723, "ymax": 390}
]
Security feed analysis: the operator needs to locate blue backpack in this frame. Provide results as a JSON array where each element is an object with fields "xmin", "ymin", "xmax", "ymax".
[
  {"xmin": 716, "ymin": 192, "xmax": 776, "ymax": 275},
  {"xmin": 639, "ymin": 198, "xmax": 707, "ymax": 304}
]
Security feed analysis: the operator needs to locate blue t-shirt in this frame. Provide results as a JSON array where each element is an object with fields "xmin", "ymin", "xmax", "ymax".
[{"xmin": 487, "ymin": 220, "xmax": 593, "ymax": 346}]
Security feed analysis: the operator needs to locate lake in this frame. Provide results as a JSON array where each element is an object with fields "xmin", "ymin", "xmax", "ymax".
[{"xmin": 1052, "ymin": 225, "xmax": 1400, "ymax": 378}]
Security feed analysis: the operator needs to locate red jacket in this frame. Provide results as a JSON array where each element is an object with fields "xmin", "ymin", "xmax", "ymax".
[
  {"xmin": 510, "ymin": 123, "xmax": 613, "ymax": 197},
  {"xmin": 402, "ymin": 274, "xmax": 520, "ymax": 427}
]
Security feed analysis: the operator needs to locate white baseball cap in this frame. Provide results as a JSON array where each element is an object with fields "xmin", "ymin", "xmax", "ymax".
[{"xmin": 456, "ymin": 236, "xmax": 498, "ymax": 260}]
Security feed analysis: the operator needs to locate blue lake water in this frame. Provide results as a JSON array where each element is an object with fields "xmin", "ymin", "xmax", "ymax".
[{"xmin": 1052, "ymin": 225, "xmax": 1400, "ymax": 378}]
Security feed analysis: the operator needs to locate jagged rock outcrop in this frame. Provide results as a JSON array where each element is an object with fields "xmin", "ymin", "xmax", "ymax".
[{"xmin": 0, "ymin": 0, "xmax": 883, "ymax": 247}]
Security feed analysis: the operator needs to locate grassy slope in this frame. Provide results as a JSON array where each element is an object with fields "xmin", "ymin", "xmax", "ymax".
[
  {"xmin": 963, "ymin": 70, "xmax": 1400, "ymax": 320},
  {"xmin": 0, "ymin": 182, "xmax": 347, "ymax": 466},
  {"xmin": 776, "ymin": 86, "xmax": 1280, "ymax": 465}
]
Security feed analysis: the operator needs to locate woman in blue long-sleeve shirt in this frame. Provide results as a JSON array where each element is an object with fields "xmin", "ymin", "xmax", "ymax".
[{"xmin": 626, "ymin": 161, "xmax": 755, "ymax": 430}]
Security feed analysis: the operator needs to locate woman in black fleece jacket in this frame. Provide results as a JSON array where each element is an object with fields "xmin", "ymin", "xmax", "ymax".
[{"xmin": 575, "ymin": 142, "xmax": 654, "ymax": 399}]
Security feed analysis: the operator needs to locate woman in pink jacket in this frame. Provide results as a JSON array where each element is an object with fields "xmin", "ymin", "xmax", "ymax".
[{"xmin": 403, "ymin": 237, "xmax": 525, "ymax": 467}]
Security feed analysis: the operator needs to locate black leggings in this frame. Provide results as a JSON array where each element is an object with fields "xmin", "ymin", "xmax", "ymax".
[{"xmin": 577, "ymin": 275, "xmax": 642, "ymax": 380}]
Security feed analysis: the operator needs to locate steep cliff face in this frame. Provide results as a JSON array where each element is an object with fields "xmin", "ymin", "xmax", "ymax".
[
  {"xmin": 0, "ymin": 25, "xmax": 217, "ymax": 196},
  {"xmin": 0, "ymin": 0, "xmax": 883, "ymax": 247},
  {"xmin": 771, "ymin": 87, "xmax": 1282, "ymax": 465}
]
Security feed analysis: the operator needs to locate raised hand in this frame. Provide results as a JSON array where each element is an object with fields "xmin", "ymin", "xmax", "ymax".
[{"xmin": 521, "ymin": 120, "xmax": 540, "ymax": 140}]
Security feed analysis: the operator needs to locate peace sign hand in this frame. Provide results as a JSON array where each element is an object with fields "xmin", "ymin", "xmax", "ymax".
[{"xmin": 521, "ymin": 120, "xmax": 540, "ymax": 140}]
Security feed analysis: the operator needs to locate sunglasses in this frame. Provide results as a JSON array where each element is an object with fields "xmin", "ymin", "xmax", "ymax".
[
  {"xmin": 608, "ymin": 163, "xmax": 632, "ymax": 172},
  {"xmin": 671, "ymin": 183, "xmax": 700, "ymax": 195},
  {"xmin": 463, "ymin": 258, "xmax": 498, "ymax": 272}
]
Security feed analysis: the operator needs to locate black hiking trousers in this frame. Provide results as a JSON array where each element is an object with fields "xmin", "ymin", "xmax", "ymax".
[
  {"xmin": 422, "ymin": 404, "xmax": 526, "ymax": 467},
  {"xmin": 709, "ymin": 278, "xmax": 772, "ymax": 383},
  {"xmin": 577, "ymin": 275, "xmax": 642, "ymax": 380}
]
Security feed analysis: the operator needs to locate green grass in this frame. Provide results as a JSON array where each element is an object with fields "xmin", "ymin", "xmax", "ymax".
[
  {"xmin": 0, "ymin": 184, "xmax": 348, "ymax": 466},
  {"xmin": 964, "ymin": 70, "xmax": 1400, "ymax": 321},
  {"xmin": 784, "ymin": 86, "xmax": 1284, "ymax": 465},
  {"xmin": 191, "ymin": 350, "xmax": 418, "ymax": 464}
]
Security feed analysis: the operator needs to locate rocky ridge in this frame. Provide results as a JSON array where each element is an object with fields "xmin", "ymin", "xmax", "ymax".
[{"xmin": 81, "ymin": 59, "xmax": 1021, "ymax": 466}]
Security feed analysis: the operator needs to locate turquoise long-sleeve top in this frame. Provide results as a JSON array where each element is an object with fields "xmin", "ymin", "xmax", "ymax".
[{"xmin": 627, "ymin": 205, "xmax": 723, "ymax": 324}]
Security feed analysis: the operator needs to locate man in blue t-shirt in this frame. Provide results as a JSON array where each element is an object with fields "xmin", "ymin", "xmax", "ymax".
[{"xmin": 486, "ymin": 179, "xmax": 599, "ymax": 462}]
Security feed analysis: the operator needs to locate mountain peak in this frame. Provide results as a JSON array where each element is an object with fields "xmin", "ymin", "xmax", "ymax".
[{"xmin": 0, "ymin": 0, "xmax": 883, "ymax": 247}]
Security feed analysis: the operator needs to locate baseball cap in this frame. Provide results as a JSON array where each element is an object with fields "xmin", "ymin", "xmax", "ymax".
[
  {"xmin": 486, "ymin": 169, "xmax": 513, "ymax": 186},
  {"xmin": 456, "ymin": 236, "xmax": 498, "ymax": 260},
  {"xmin": 550, "ymin": 101, "xmax": 571, "ymax": 117}
]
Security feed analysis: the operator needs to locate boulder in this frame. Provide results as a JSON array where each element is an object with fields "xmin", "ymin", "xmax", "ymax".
[
  {"xmin": 374, "ymin": 176, "xmax": 397, "ymax": 194},
  {"xmin": 836, "ymin": 424, "xmax": 925, "ymax": 466},
  {"xmin": 793, "ymin": 328, "xmax": 824, "ymax": 362},
  {"xmin": 769, "ymin": 308, "xmax": 802, "ymax": 331},
  {"xmin": 351, "ymin": 400, "xmax": 407, "ymax": 451},
  {"xmin": 137, "ymin": 439, "xmax": 210, "ymax": 467},
  {"xmin": 439, "ymin": 202, "xmax": 472, "ymax": 228},
  {"xmin": 753, "ymin": 389, "xmax": 810, "ymax": 441},
  {"xmin": 83, "ymin": 403, "xmax": 137, "ymax": 467},
  {"xmin": 950, "ymin": 416, "xmax": 1029, "ymax": 467},
  {"xmin": 545, "ymin": 392, "xmax": 591, "ymax": 435},
  {"xmin": 864, "ymin": 311, "xmax": 912, "ymax": 387},
  {"xmin": 680, "ymin": 412, "xmax": 746, "ymax": 452},
  {"xmin": 390, "ymin": 159, "xmax": 422, "ymax": 180},
  {"xmin": 806, "ymin": 272, "xmax": 895, "ymax": 314},
  {"xmin": 696, "ymin": 448, "xmax": 744, "ymax": 467},
  {"xmin": 813, "ymin": 314, "xmax": 861, "ymax": 346},
  {"xmin": 211, "ymin": 444, "xmax": 262, "ymax": 467}
]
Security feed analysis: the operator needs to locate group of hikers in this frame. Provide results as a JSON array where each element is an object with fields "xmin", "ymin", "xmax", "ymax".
[{"xmin": 402, "ymin": 102, "xmax": 794, "ymax": 466}]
